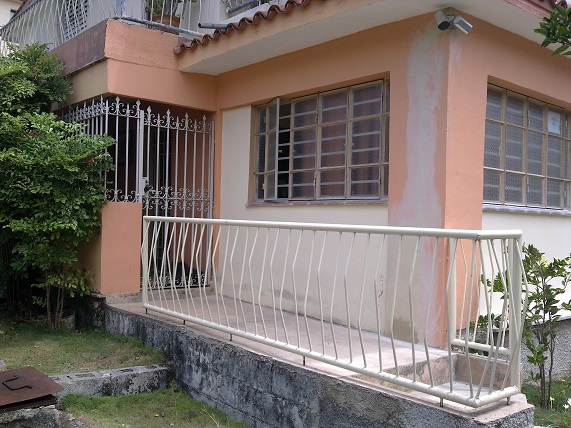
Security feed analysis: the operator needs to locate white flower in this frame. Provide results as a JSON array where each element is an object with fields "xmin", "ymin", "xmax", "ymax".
[{"xmin": 564, "ymin": 398, "xmax": 571, "ymax": 410}]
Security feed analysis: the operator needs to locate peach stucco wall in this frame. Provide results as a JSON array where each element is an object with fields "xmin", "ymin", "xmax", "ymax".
[
  {"xmin": 81, "ymin": 202, "xmax": 142, "ymax": 295},
  {"xmin": 68, "ymin": 7, "xmax": 571, "ymax": 344},
  {"xmin": 207, "ymin": 11, "xmax": 571, "ymax": 346}
]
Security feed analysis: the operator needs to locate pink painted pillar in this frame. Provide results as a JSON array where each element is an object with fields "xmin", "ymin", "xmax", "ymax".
[
  {"xmin": 79, "ymin": 202, "xmax": 142, "ymax": 295},
  {"xmin": 387, "ymin": 15, "xmax": 484, "ymax": 347}
]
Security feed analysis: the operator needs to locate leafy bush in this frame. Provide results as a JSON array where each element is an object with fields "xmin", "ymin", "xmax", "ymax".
[
  {"xmin": 0, "ymin": 44, "xmax": 114, "ymax": 327},
  {"xmin": 535, "ymin": 4, "xmax": 571, "ymax": 56}
]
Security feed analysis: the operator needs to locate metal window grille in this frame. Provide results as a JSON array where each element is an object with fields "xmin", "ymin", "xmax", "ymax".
[
  {"xmin": 255, "ymin": 80, "xmax": 390, "ymax": 202},
  {"xmin": 484, "ymin": 85, "xmax": 571, "ymax": 210}
]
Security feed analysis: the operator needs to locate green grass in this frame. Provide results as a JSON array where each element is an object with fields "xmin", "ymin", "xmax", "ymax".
[
  {"xmin": 523, "ymin": 378, "xmax": 571, "ymax": 427},
  {"xmin": 0, "ymin": 315, "xmax": 166, "ymax": 375},
  {"xmin": 61, "ymin": 385, "xmax": 250, "ymax": 428}
]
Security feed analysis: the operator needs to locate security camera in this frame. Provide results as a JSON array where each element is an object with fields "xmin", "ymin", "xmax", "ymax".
[
  {"xmin": 435, "ymin": 10, "xmax": 473, "ymax": 34},
  {"xmin": 435, "ymin": 10, "xmax": 452, "ymax": 30},
  {"xmin": 452, "ymin": 16, "xmax": 473, "ymax": 34}
]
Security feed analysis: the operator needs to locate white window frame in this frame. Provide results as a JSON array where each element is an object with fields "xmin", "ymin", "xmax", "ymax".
[
  {"xmin": 254, "ymin": 80, "xmax": 390, "ymax": 202},
  {"xmin": 484, "ymin": 85, "xmax": 570, "ymax": 210}
]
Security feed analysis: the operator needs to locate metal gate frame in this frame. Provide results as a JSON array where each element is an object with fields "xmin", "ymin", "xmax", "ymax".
[{"xmin": 62, "ymin": 96, "xmax": 215, "ymax": 287}]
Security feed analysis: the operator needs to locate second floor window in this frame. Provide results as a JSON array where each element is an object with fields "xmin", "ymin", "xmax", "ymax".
[
  {"xmin": 254, "ymin": 80, "xmax": 390, "ymax": 202},
  {"xmin": 484, "ymin": 85, "xmax": 570, "ymax": 210}
]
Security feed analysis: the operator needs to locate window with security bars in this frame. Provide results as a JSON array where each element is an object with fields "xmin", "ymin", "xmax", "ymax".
[
  {"xmin": 254, "ymin": 80, "xmax": 390, "ymax": 201},
  {"xmin": 484, "ymin": 86, "xmax": 571, "ymax": 210}
]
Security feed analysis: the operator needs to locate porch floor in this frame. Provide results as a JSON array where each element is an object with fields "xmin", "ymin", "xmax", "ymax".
[{"xmin": 106, "ymin": 291, "xmax": 527, "ymax": 414}]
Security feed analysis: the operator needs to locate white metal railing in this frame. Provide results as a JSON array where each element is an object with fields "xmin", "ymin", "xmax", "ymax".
[
  {"xmin": 0, "ymin": 0, "xmax": 207, "ymax": 55},
  {"xmin": 141, "ymin": 216, "xmax": 528, "ymax": 408}
]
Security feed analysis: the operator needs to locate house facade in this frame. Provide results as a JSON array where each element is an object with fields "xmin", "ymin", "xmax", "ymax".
[{"xmin": 2, "ymin": 0, "xmax": 570, "ymax": 347}]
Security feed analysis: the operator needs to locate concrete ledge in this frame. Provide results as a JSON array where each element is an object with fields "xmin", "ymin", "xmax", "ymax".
[
  {"xmin": 50, "ymin": 364, "xmax": 174, "ymax": 403},
  {"xmin": 105, "ymin": 305, "xmax": 535, "ymax": 428},
  {"xmin": 0, "ymin": 406, "xmax": 88, "ymax": 428}
]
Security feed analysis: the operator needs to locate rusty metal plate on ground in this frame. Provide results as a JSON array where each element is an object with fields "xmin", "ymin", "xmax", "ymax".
[{"xmin": 0, "ymin": 366, "xmax": 63, "ymax": 413}]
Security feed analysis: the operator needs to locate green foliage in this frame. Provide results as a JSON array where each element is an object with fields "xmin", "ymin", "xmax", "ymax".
[
  {"xmin": 0, "ymin": 43, "xmax": 72, "ymax": 114},
  {"xmin": 522, "ymin": 244, "xmax": 571, "ymax": 409},
  {"xmin": 0, "ymin": 44, "xmax": 114, "ymax": 328},
  {"xmin": 535, "ymin": 5, "xmax": 571, "ymax": 56}
]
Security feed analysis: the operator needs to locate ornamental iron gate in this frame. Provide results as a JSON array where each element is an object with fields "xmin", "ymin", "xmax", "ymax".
[{"xmin": 62, "ymin": 96, "xmax": 214, "ymax": 287}]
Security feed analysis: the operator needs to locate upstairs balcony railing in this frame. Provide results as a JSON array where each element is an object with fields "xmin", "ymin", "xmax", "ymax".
[{"xmin": 0, "ymin": 0, "xmax": 272, "ymax": 55}]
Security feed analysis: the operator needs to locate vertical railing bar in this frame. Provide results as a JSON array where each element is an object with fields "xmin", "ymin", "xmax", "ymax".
[
  {"xmin": 124, "ymin": 101, "xmax": 131, "ymax": 199},
  {"xmin": 186, "ymin": 223, "xmax": 200, "ymax": 315},
  {"xmin": 170, "ymin": 220, "xmax": 185, "ymax": 314},
  {"xmin": 141, "ymin": 219, "xmax": 150, "ymax": 306},
  {"xmin": 182, "ymin": 114, "xmax": 189, "ymax": 218},
  {"xmin": 219, "ymin": 225, "xmax": 232, "ymax": 327},
  {"xmin": 344, "ymin": 233, "xmax": 355, "ymax": 364},
  {"xmin": 279, "ymin": 229, "xmax": 292, "ymax": 345},
  {"xmin": 424, "ymin": 236, "xmax": 439, "ymax": 387},
  {"xmin": 303, "ymin": 230, "xmax": 316, "ymax": 352},
  {"xmin": 180, "ymin": 222, "xmax": 193, "ymax": 316},
  {"xmin": 291, "ymin": 230, "xmax": 302, "ymax": 349},
  {"xmin": 200, "ymin": 116, "xmax": 206, "ymax": 218},
  {"xmin": 248, "ymin": 228, "xmax": 260, "ymax": 336},
  {"xmin": 491, "ymin": 240, "xmax": 510, "ymax": 392},
  {"xmin": 500, "ymin": 239, "xmax": 515, "ymax": 391},
  {"xmin": 269, "ymin": 229, "xmax": 280, "ymax": 341},
  {"xmin": 445, "ymin": 238, "xmax": 459, "ymax": 393},
  {"xmin": 476, "ymin": 239, "xmax": 497, "ymax": 398},
  {"xmin": 200, "ymin": 222, "xmax": 215, "ymax": 322},
  {"xmin": 458, "ymin": 240, "xmax": 469, "ymax": 343},
  {"xmin": 193, "ymin": 223, "xmax": 206, "ymax": 319},
  {"xmin": 464, "ymin": 240, "xmax": 478, "ymax": 399},
  {"xmin": 210, "ymin": 225, "xmax": 222, "ymax": 324},
  {"xmin": 389, "ymin": 235, "xmax": 402, "ymax": 376},
  {"xmin": 113, "ymin": 97, "xmax": 119, "ymax": 200},
  {"xmin": 373, "ymin": 233, "xmax": 386, "ymax": 372},
  {"xmin": 407, "ymin": 235, "xmax": 421, "ymax": 382},
  {"xmin": 237, "ymin": 227, "xmax": 250, "ymax": 332},
  {"xmin": 329, "ymin": 232, "xmax": 341, "ymax": 360},
  {"xmin": 173, "ymin": 115, "xmax": 180, "ymax": 218},
  {"xmin": 192, "ymin": 119, "xmax": 197, "ymax": 219},
  {"xmin": 316, "ymin": 231, "xmax": 327, "ymax": 355},
  {"xmin": 257, "ymin": 228, "xmax": 269, "ymax": 338},
  {"xmin": 357, "ymin": 233, "xmax": 372, "ymax": 368},
  {"xmin": 229, "ymin": 226, "xmax": 241, "ymax": 330}
]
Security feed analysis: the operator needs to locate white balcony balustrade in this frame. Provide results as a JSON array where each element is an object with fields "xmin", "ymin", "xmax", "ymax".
[{"xmin": 141, "ymin": 216, "xmax": 528, "ymax": 409}]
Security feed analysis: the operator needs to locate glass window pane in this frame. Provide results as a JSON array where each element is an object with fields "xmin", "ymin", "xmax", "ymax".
[
  {"xmin": 256, "ymin": 135, "xmax": 266, "ymax": 173},
  {"xmin": 505, "ymin": 126, "xmax": 523, "ymax": 171},
  {"xmin": 257, "ymin": 108, "xmax": 266, "ymax": 133},
  {"xmin": 504, "ymin": 172, "xmax": 523, "ymax": 204},
  {"xmin": 483, "ymin": 169, "xmax": 500, "ymax": 202},
  {"xmin": 320, "ymin": 169, "xmax": 345, "ymax": 198},
  {"xmin": 291, "ymin": 171, "xmax": 314, "ymax": 199},
  {"xmin": 350, "ymin": 166, "xmax": 380, "ymax": 197},
  {"xmin": 528, "ymin": 102, "xmax": 544, "ymax": 132},
  {"xmin": 353, "ymin": 84, "xmax": 382, "ymax": 118},
  {"xmin": 547, "ymin": 179, "xmax": 562, "ymax": 208},
  {"xmin": 486, "ymin": 89, "xmax": 503, "ymax": 121},
  {"xmin": 527, "ymin": 132, "xmax": 543, "ymax": 175},
  {"xmin": 293, "ymin": 98, "xmax": 317, "ymax": 128},
  {"xmin": 547, "ymin": 136, "xmax": 562, "ymax": 178},
  {"xmin": 321, "ymin": 123, "xmax": 346, "ymax": 167},
  {"xmin": 267, "ymin": 131, "xmax": 276, "ymax": 172},
  {"xmin": 266, "ymin": 172, "xmax": 276, "ymax": 199},
  {"xmin": 506, "ymin": 95, "xmax": 524, "ymax": 126},
  {"xmin": 321, "ymin": 91, "xmax": 348, "ymax": 123},
  {"xmin": 484, "ymin": 121, "xmax": 502, "ymax": 169},
  {"xmin": 527, "ymin": 176, "xmax": 543, "ymax": 206}
]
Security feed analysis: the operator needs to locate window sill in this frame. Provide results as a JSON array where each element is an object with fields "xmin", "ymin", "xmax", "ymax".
[
  {"xmin": 483, "ymin": 203, "xmax": 571, "ymax": 217},
  {"xmin": 247, "ymin": 198, "xmax": 388, "ymax": 208}
]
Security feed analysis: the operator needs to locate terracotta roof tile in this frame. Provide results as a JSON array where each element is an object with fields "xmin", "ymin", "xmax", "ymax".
[{"xmin": 174, "ymin": 0, "xmax": 316, "ymax": 54}]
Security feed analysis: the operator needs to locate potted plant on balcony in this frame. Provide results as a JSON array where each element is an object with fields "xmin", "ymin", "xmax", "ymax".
[{"xmin": 146, "ymin": 0, "xmax": 184, "ymax": 30}]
